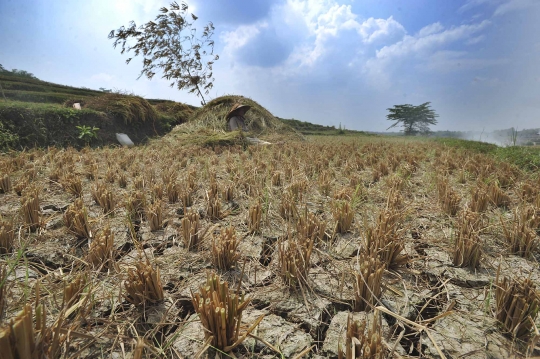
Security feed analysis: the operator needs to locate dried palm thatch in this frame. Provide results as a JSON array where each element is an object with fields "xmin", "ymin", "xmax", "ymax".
[
  {"xmin": 354, "ymin": 252, "xmax": 384, "ymax": 312},
  {"xmin": 338, "ymin": 312, "xmax": 386, "ymax": 359},
  {"xmin": 124, "ymin": 258, "xmax": 164, "ymax": 306},
  {"xmin": 0, "ymin": 217, "xmax": 14, "ymax": 254},
  {"xmin": 191, "ymin": 272, "xmax": 265, "ymax": 354},
  {"xmin": 87, "ymin": 226, "xmax": 115, "ymax": 271},
  {"xmin": 333, "ymin": 200, "xmax": 354, "ymax": 234},
  {"xmin": 453, "ymin": 210, "xmax": 483, "ymax": 268},
  {"xmin": 212, "ymin": 226, "xmax": 240, "ymax": 270},
  {"xmin": 278, "ymin": 233, "xmax": 314, "ymax": 288},
  {"xmin": 182, "ymin": 210, "xmax": 200, "ymax": 251},
  {"xmin": 21, "ymin": 187, "xmax": 41, "ymax": 231},
  {"xmin": 248, "ymin": 200, "xmax": 262, "ymax": 234},
  {"xmin": 495, "ymin": 269, "xmax": 540, "ymax": 339},
  {"xmin": 64, "ymin": 199, "xmax": 92, "ymax": 239},
  {"xmin": 501, "ymin": 207, "xmax": 538, "ymax": 258}
]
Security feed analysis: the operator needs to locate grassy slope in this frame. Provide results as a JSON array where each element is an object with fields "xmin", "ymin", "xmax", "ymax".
[{"xmin": 0, "ymin": 74, "xmax": 195, "ymax": 150}]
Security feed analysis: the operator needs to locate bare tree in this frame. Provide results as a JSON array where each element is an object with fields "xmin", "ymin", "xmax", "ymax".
[{"xmin": 108, "ymin": 1, "xmax": 218, "ymax": 105}]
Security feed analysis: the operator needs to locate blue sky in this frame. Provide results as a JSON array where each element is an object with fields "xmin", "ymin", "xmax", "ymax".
[{"xmin": 1, "ymin": 0, "xmax": 539, "ymax": 132}]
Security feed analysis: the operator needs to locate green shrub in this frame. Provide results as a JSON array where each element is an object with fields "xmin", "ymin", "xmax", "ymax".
[
  {"xmin": 154, "ymin": 101, "xmax": 195, "ymax": 125},
  {"xmin": 433, "ymin": 138, "xmax": 498, "ymax": 154},
  {"xmin": 495, "ymin": 147, "xmax": 540, "ymax": 171}
]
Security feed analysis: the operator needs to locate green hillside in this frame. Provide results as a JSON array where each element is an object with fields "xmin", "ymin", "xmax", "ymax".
[{"xmin": 0, "ymin": 69, "xmax": 196, "ymax": 150}]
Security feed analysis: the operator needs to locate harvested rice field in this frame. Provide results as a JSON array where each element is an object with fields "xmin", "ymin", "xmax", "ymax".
[{"xmin": 1, "ymin": 136, "xmax": 540, "ymax": 358}]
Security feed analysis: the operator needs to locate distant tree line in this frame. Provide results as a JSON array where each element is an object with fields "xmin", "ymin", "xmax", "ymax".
[{"xmin": 0, "ymin": 64, "xmax": 38, "ymax": 80}]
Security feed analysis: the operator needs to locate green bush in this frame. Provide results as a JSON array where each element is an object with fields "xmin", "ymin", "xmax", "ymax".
[
  {"xmin": 495, "ymin": 147, "xmax": 540, "ymax": 171},
  {"xmin": 433, "ymin": 138, "xmax": 498, "ymax": 154}
]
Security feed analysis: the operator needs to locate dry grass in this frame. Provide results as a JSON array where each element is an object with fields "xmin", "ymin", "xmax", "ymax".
[
  {"xmin": 338, "ymin": 312, "xmax": 386, "ymax": 359},
  {"xmin": 212, "ymin": 226, "xmax": 240, "ymax": 270},
  {"xmin": 469, "ymin": 185, "xmax": 489, "ymax": 213},
  {"xmin": 124, "ymin": 257, "xmax": 164, "ymax": 306},
  {"xmin": 297, "ymin": 208, "xmax": 327, "ymax": 244},
  {"xmin": 191, "ymin": 272, "xmax": 265, "ymax": 354},
  {"xmin": 495, "ymin": 269, "xmax": 540, "ymax": 339},
  {"xmin": 453, "ymin": 210, "xmax": 483, "ymax": 268},
  {"xmin": 488, "ymin": 182, "xmax": 511, "ymax": 209},
  {"xmin": 436, "ymin": 177, "xmax": 460, "ymax": 216}
]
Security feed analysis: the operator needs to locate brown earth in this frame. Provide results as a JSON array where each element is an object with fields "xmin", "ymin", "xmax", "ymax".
[{"xmin": 0, "ymin": 136, "xmax": 539, "ymax": 358}]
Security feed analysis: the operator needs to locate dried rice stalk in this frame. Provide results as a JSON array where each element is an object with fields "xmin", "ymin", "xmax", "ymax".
[
  {"xmin": 278, "ymin": 234, "xmax": 313, "ymax": 288},
  {"xmin": 487, "ymin": 182, "xmax": 510, "ymax": 208},
  {"xmin": 182, "ymin": 210, "xmax": 200, "ymax": 251},
  {"xmin": 248, "ymin": 200, "xmax": 262, "ymax": 234},
  {"xmin": 91, "ymin": 182, "xmax": 116, "ymax": 214},
  {"xmin": 146, "ymin": 200, "xmax": 163, "ymax": 231},
  {"xmin": 452, "ymin": 210, "xmax": 483, "ymax": 268},
  {"xmin": 212, "ymin": 226, "xmax": 240, "ymax": 270},
  {"xmin": 338, "ymin": 312, "xmax": 386, "ymax": 359},
  {"xmin": 365, "ymin": 209, "xmax": 407, "ymax": 269},
  {"xmin": 124, "ymin": 258, "xmax": 164, "ymax": 306},
  {"xmin": 64, "ymin": 199, "xmax": 92, "ymax": 239},
  {"xmin": 333, "ymin": 200, "xmax": 354, "ymax": 234},
  {"xmin": 495, "ymin": 269, "xmax": 540, "ymax": 339},
  {"xmin": 62, "ymin": 174, "xmax": 83, "ymax": 197},
  {"xmin": 87, "ymin": 226, "xmax": 115, "ymax": 270},
  {"xmin": 501, "ymin": 207, "xmax": 538, "ymax": 258},
  {"xmin": 0, "ymin": 173, "xmax": 11, "ymax": 194},
  {"xmin": 0, "ymin": 217, "xmax": 14, "ymax": 254},
  {"xmin": 354, "ymin": 252, "xmax": 384, "ymax": 312},
  {"xmin": 191, "ymin": 272, "xmax": 264, "ymax": 353},
  {"xmin": 21, "ymin": 187, "xmax": 41, "ymax": 231}
]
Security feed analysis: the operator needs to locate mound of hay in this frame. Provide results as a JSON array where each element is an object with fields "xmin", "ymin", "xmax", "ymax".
[
  {"xmin": 85, "ymin": 94, "xmax": 158, "ymax": 125},
  {"xmin": 153, "ymin": 101, "xmax": 196, "ymax": 125},
  {"xmin": 166, "ymin": 95, "xmax": 303, "ymax": 146}
]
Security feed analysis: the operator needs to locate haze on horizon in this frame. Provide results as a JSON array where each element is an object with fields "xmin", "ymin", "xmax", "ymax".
[{"xmin": 1, "ymin": 0, "xmax": 539, "ymax": 133}]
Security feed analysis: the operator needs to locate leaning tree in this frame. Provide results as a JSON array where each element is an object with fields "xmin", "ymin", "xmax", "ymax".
[
  {"xmin": 108, "ymin": 1, "xmax": 218, "ymax": 105},
  {"xmin": 386, "ymin": 102, "xmax": 439, "ymax": 135}
]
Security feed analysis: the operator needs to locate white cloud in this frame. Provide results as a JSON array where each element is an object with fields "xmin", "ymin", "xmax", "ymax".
[
  {"xmin": 221, "ymin": 23, "xmax": 264, "ymax": 52},
  {"xmin": 458, "ymin": 0, "xmax": 500, "ymax": 13},
  {"xmin": 364, "ymin": 20, "xmax": 491, "ymax": 89},
  {"xmin": 466, "ymin": 35, "xmax": 486, "ymax": 44},
  {"xmin": 494, "ymin": 0, "xmax": 540, "ymax": 16},
  {"xmin": 423, "ymin": 51, "xmax": 508, "ymax": 72}
]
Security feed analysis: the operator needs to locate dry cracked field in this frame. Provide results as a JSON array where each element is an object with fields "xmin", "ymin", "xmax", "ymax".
[{"xmin": 1, "ymin": 136, "xmax": 540, "ymax": 358}]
